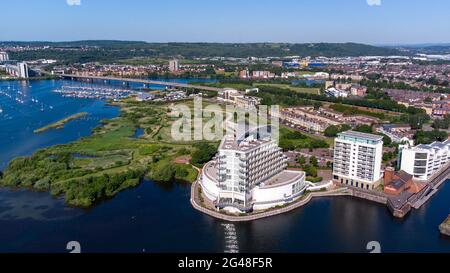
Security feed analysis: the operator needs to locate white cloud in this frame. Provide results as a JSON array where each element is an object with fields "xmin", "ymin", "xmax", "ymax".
[
  {"xmin": 66, "ymin": 0, "xmax": 81, "ymax": 6},
  {"xmin": 367, "ymin": 0, "xmax": 381, "ymax": 6}
]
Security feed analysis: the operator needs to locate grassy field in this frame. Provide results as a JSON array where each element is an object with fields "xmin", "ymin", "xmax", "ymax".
[
  {"xmin": 329, "ymin": 104, "xmax": 388, "ymax": 120},
  {"xmin": 253, "ymin": 83, "xmax": 320, "ymax": 95},
  {"xmin": 279, "ymin": 127, "xmax": 329, "ymax": 150},
  {"xmin": 195, "ymin": 82, "xmax": 321, "ymax": 95}
]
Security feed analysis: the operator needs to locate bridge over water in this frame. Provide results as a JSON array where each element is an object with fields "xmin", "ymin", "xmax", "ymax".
[{"xmin": 59, "ymin": 74, "xmax": 224, "ymax": 92}]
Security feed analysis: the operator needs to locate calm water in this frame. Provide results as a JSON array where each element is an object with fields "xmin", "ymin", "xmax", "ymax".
[{"xmin": 0, "ymin": 80, "xmax": 449, "ymax": 253}]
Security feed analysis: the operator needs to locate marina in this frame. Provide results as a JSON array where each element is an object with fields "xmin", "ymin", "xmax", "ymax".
[{"xmin": 53, "ymin": 85, "xmax": 138, "ymax": 100}]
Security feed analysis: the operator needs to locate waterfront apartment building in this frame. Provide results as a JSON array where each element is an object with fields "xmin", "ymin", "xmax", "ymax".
[
  {"xmin": 0, "ymin": 52, "xmax": 9, "ymax": 62},
  {"xmin": 201, "ymin": 128, "xmax": 307, "ymax": 212},
  {"xmin": 333, "ymin": 131, "xmax": 384, "ymax": 190},
  {"xmin": 217, "ymin": 133, "xmax": 287, "ymax": 210},
  {"xmin": 169, "ymin": 59, "xmax": 179, "ymax": 72},
  {"xmin": 399, "ymin": 140, "xmax": 450, "ymax": 181},
  {"xmin": 3, "ymin": 62, "xmax": 29, "ymax": 78},
  {"xmin": 17, "ymin": 62, "xmax": 29, "ymax": 78}
]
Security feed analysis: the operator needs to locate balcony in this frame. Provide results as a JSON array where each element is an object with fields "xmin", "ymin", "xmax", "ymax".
[
  {"xmin": 239, "ymin": 175, "xmax": 247, "ymax": 180},
  {"xmin": 239, "ymin": 163, "xmax": 248, "ymax": 168},
  {"xmin": 239, "ymin": 169, "xmax": 248, "ymax": 175}
]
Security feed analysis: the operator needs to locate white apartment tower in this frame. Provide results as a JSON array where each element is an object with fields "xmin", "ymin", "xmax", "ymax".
[
  {"xmin": 399, "ymin": 140, "xmax": 450, "ymax": 181},
  {"xmin": 216, "ymin": 133, "xmax": 288, "ymax": 211},
  {"xmin": 333, "ymin": 131, "xmax": 384, "ymax": 190},
  {"xmin": 169, "ymin": 59, "xmax": 179, "ymax": 72},
  {"xmin": 17, "ymin": 62, "xmax": 29, "ymax": 78},
  {"xmin": 0, "ymin": 52, "xmax": 9, "ymax": 62},
  {"xmin": 200, "ymin": 126, "xmax": 307, "ymax": 212}
]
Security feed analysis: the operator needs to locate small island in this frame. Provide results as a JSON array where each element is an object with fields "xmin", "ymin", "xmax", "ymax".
[
  {"xmin": 34, "ymin": 112, "xmax": 89, "ymax": 133},
  {"xmin": 1, "ymin": 100, "xmax": 215, "ymax": 207},
  {"xmin": 439, "ymin": 215, "xmax": 450, "ymax": 237}
]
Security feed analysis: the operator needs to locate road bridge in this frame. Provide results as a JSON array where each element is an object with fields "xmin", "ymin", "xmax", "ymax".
[{"xmin": 59, "ymin": 74, "xmax": 224, "ymax": 92}]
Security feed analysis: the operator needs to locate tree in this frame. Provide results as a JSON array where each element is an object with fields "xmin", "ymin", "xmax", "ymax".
[
  {"xmin": 354, "ymin": 124, "xmax": 373, "ymax": 134},
  {"xmin": 191, "ymin": 143, "xmax": 217, "ymax": 165},
  {"xmin": 297, "ymin": 155, "xmax": 306, "ymax": 166},
  {"xmin": 303, "ymin": 164, "xmax": 318, "ymax": 177},
  {"xmin": 313, "ymin": 101, "xmax": 322, "ymax": 110},
  {"xmin": 383, "ymin": 152, "xmax": 394, "ymax": 162},
  {"xmin": 151, "ymin": 161, "xmax": 176, "ymax": 182},
  {"xmin": 310, "ymin": 156, "xmax": 319, "ymax": 167},
  {"xmin": 324, "ymin": 125, "xmax": 339, "ymax": 137},
  {"xmin": 324, "ymin": 124, "xmax": 351, "ymax": 137},
  {"xmin": 381, "ymin": 134, "xmax": 392, "ymax": 146},
  {"xmin": 432, "ymin": 114, "xmax": 450, "ymax": 130},
  {"xmin": 414, "ymin": 130, "xmax": 448, "ymax": 144}
]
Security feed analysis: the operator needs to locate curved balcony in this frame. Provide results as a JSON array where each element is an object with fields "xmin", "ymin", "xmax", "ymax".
[
  {"xmin": 239, "ymin": 174, "xmax": 247, "ymax": 180},
  {"xmin": 239, "ymin": 168, "xmax": 248, "ymax": 175},
  {"xmin": 239, "ymin": 163, "xmax": 248, "ymax": 168}
]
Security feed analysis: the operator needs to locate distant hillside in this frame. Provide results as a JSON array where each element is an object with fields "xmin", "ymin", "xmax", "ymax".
[
  {"xmin": 389, "ymin": 44, "xmax": 450, "ymax": 55},
  {"xmin": 146, "ymin": 42, "xmax": 403, "ymax": 58},
  {"xmin": 1, "ymin": 41, "xmax": 404, "ymax": 63}
]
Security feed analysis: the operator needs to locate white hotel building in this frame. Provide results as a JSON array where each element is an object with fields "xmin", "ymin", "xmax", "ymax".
[
  {"xmin": 399, "ymin": 140, "xmax": 450, "ymax": 181},
  {"xmin": 201, "ymin": 128, "xmax": 307, "ymax": 213},
  {"xmin": 333, "ymin": 131, "xmax": 384, "ymax": 190}
]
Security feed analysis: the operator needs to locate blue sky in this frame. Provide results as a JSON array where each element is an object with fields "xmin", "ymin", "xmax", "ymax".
[{"xmin": 2, "ymin": 0, "xmax": 449, "ymax": 44}]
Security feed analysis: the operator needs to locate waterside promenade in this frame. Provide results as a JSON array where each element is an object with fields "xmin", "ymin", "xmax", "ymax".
[
  {"xmin": 190, "ymin": 179, "xmax": 350, "ymax": 222},
  {"xmin": 190, "ymin": 162, "xmax": 450, "ymax": 222}
]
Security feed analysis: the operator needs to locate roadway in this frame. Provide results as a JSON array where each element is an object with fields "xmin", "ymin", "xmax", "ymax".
[{"xmin": 59, "ymin": 74, "xmax": 224, "ymax": 92}]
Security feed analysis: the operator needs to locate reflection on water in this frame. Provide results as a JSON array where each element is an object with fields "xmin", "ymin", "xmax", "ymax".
[{"xmin": 222, "ymin": 223, "xmax": 239, "ymax": 253}]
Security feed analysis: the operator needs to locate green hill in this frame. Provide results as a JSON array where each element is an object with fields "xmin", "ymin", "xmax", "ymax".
[{"xmin": 3, "ymin": 41, "xmax": 404, "ymax": 62}]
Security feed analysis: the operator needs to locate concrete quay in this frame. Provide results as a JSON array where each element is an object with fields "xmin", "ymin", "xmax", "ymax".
[
  {"xmin": 190, "ymin": 180, "xmax": 351, "ymax": 222},
  {"xmin": 190, "ymin": 163, "xmax": 449, "ymax": 222}
]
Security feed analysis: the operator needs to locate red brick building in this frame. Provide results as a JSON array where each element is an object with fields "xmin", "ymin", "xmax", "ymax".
[{"xmin": 384, "ymin": 167, "xmax": 413, "ymax": 195}]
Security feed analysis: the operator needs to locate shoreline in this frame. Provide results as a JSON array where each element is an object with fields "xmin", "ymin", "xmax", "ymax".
[
  {"xmin": 0, "ymin": 98, "xmax": 212, "ymax": 208},
  {"xmin": 33, "ymin": 112, "xmax": 89, "ymax": 134},
  {"xmin": 190, "ymin": 178, "xmax": 351, "ymax": 222},
  {"xmin": 190, "ymin": 166, "xmax": 450, "ymax": 222},
  {"xmin": 0, "ymin": 76, "xmax": 59, "ymax": 82}
]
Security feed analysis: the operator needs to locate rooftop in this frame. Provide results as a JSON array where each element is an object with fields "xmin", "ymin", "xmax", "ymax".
[
  {"xmin": 381, "ymin": 124, "xmax": 411, "ymax": 130},
  {"xmin": 387, "ymin": 179, "xmax": 406, "ymax": 190},
  {"xmin": 219, "ymin": 126, "xmax": 275, "ymax": 152},
  {"xmin": 414, "ymin": 140, "xmax": 450, "ymax": 151},
  {"xmin": 259, "ymin": 170, "xmax": 305, "ymax": 189},
  {"xmin": 338, "ymin": 130, "xmax": 384, "ymax": 142},
  {"xmin": 396, "ymin": 170, "xmax": 413, "ymax": 183}
]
